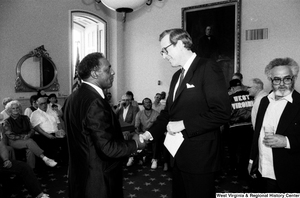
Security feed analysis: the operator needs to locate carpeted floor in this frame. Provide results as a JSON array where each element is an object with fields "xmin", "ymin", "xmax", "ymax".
[{"xmin": 1, "ymin": 146, "xmax": 258, "ymax": 198}]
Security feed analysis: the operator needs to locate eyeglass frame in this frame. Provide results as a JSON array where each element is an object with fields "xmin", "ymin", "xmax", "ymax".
[
  {"xmin": 270, "ymin": 76, "xmax": 294, "ymax": 85},
  {"xmin": 160, "ymin": 43, "xmax": 173, "ymax": 56}
]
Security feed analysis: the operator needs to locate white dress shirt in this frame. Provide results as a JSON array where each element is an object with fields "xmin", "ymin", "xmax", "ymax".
[
  {"xmin": 173, "ymin": 53, "xmax": 196, "ymax": 100},
  {"xmin": 258, "ymin": 91, "xmax": 293, "ymax": 180}
]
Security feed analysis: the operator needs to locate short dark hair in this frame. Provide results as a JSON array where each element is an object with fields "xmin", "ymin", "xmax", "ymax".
[
  {"xmin": 126, "ymin": 91, "xmax": 134, "ymax": 100},
  {"xmin": 159, "ymin": 28, "xmax": 193, "ymax": 50},
  {"xmin": 232, "ymin": 72, "xmax": 243, "ymax": 80},
  {"xmin": 229, "ymin": 79, "xmax": 242, "ymax": 88},
  {"xmin": 78, "ymin": 52, "xmax": 105, "ymax": 80},
  {"xmin": 142, "ymin": 98, "xmax": 152, "ymax": 105},
  {"xmin": 29, "ymin": 95, "xmax": 39, "ymax": 105},
  {"xmin": 48, "ymin": 93, "xmax": 58, "ymax": 103}
]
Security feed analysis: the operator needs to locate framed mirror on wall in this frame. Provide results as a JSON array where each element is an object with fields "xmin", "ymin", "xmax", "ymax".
[
  {"xmin": 15, "ymin": 45, "xmax": 60, "ymax": 92},
  {"xmin": 182, "ymin": 0, "xmax": 241, "ymax": 86}
]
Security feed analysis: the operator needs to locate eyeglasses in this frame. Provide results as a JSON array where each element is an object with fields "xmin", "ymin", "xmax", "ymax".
[
  {"xmin": 160, "ymin": 43, "xmax": 173, "ymax": 56},
  {"xmin": 271, "ymin": 76, "xmax": 294, "ymax": 85}
]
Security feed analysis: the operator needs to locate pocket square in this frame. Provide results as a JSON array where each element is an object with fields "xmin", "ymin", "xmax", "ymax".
[{"xmin": 186, "ymin": 83, "xmax": 195, "ymax": 88}]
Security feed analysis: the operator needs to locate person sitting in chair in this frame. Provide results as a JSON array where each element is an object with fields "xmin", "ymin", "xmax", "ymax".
[{"xmin": 3, "ymin": 100, "xmax": 57, "ymax": 168}]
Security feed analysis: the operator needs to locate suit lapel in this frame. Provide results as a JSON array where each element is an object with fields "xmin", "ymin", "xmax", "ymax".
[
  {"xmin": 255, "ymin": 96, "xmax": 269, "ymax": 133},
  {"xmin": 173, "ymin": 57, "xmax": 201, "ymax": 102},
  {"xmin": 276, "ymin": 91, "xmax": 300, "ymax": 135}
]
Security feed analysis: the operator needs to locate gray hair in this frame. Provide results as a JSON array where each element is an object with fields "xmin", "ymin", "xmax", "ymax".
[
  {"xmin": 251, "ymin": 78, "xmax": 264, "ymax": 90},
  {"xmin": 265, "ymin": 57, "xmax": 299, "ymax": 79},
  {"xmin": 159, "ymin": 28, "xmax": 193, "ymax": 50},
  {"xmin": 2, "ymin": 97, "xmax": 12, "ymax": 107},
  {"xmin": 5, "ymin": 100, "xmax": 21, "ymax": 111}
]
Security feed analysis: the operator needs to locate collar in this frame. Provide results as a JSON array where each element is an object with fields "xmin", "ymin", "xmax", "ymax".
[
  {"xmin": 82, "ymin": 81, "xmax": 105, "ymax": 99},
  {"xmin": 268, "ymin": 90, "xmax": 293, "ymax": 103},
  {"xmin": 181, "ymin": 53, "xmax": 196, "ymax": 76}
]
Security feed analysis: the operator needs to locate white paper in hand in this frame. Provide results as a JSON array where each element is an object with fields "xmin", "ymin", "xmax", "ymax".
[{"xmin": 163, "ymin": 132, "xmax": 184, "ymax": 157}]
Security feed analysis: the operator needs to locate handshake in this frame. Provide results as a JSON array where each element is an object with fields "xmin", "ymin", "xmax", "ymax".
[{"xmin": 131, "ymin": 132, "xmax": 152, "ymax": 151}]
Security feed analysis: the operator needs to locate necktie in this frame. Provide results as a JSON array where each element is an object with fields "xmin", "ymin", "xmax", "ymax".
[
  {"xmin": 178, "ymin": 68, "xmax": 185, "ymax": 88},
  {"xmin": 175, "ymin": 68, "xmax": 185, "ymax": 99}
]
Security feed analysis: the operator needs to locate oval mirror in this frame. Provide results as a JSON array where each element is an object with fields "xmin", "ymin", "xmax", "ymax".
[{"xmin": 15, "ymin": 45, "xmax": 59, "ymax": 92}]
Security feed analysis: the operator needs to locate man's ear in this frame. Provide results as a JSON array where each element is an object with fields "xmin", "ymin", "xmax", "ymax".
[{"xmin": 90, "ymin": 70, "xmax": 98, "ymax": 79}]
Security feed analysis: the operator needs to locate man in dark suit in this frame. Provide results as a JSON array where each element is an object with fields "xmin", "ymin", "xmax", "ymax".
[
  {"xmin": 248, "ymin": 57, "xmax": 300, "ymax": 192},
  {"xmin": 63, "ymin": 52, "xmax": 145, "ymax": 198},
  {"xmin": 140, "ymin": 28, "xmax": 231, "ymax": 198}
]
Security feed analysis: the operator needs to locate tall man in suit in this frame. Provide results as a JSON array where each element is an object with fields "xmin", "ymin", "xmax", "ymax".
[
  {"xmin": 140, "ymin": 28, "xmax": 231, "ymax": 198},
  {"xmin": 248, "ymin": 57, "xmax": 300, "ymax": 192},
  {"xmin": 63, "ymin": 52, "xmax": 145, "ymax": 198}
]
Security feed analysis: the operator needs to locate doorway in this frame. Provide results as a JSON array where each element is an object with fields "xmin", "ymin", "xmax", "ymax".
[{"xmin": 70, "ymin": 11, "xmax": 107, "ymax": 88}]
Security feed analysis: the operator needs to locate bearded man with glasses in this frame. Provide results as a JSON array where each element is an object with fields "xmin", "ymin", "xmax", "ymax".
[{"xmin": 248, "ymin": 57, "xmax": 300, "ymax": 193}]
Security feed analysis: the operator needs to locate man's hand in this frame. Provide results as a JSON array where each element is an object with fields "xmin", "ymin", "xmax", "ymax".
[
  {"xmin": 263, "ymin": 134, "xmax": 287, "ymax": 148},
  {"xmin": 3, "ymin": 159, "xmax": 12, "ymax": 168},
  {"xmin": 45, "ymin": 133, "xmax": 56, "ymax": 139},
  {"xmin": 167, "ymin": 120, "xmax": 184, "ymax": 135},
  {"xmin": 248, "ymin": 162, "xmax": 257, "ymax": 179},
  {"xmin": 132, "ymin": 133, "xmax": 146, "ymax": 150},
  {"xmin": 139, "ymin": 131, "xmax": 152, "ymax": 143},
  {"xmin": 122, "ymin": 131, "xmax": 131, "ymax": 140}
]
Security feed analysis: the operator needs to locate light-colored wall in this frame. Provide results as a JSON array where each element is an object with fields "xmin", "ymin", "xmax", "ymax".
[
  {"xmin": 0, "ymin": 0, "xmax": 120, "ymax": 107},
  {"xmin": 1, "ymin": 0, "xmax": 300, "ymax": 107},
  {"xmin": 123, "ymin": 0, "xmax": 300, "ymax": 102}
]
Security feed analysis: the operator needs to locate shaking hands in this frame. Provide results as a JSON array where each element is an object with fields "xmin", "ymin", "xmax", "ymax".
[{"xmin": 132, "ymin": 133, "xmax": 146, "ymax": 151}]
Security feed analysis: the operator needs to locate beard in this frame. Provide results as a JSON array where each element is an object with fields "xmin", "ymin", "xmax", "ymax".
[
  {"xmin": 144, "ymin": 106, "xmax": 152, "ymax": 110},
  {"xmin": 273, "ymin": 83, "xmax": 294, "ymax": 98}
]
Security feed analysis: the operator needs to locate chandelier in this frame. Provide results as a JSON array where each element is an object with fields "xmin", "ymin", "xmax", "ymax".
[{"xmin": 97, "ymin": 0, "xmax": 151, "ymax": 13}]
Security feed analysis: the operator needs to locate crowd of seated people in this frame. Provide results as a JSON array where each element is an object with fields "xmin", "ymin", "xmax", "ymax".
[
  {"xmin": 0, "ymin": 91, "xmax": 67, "ymax": 198},
  {"xmin": 30, "ymin": 96, "xmax": 68, "ymax": 164},
  {"xmin": 111, "ymin": 90, "xmax": 169, "ymax": 170},
  {"xmin": 0, "ymin": 127, "xmax": 50, "ymax": 198},
  {"xmin": 3, "ymin": 100, "xmax": 57, "ymax": 169}
]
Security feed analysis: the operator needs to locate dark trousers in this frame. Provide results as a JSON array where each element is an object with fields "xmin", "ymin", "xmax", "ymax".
[
  {"xmin": 172, "ymin": 163, "xmax": 215, "ymax": 198},
  {"xmin": 261, "ymin": 177, "xmax": 283, "ymax": 193},
  {"xmin": 33, "ymin": 134, "xmax": 68, "ymax": 163},
  {"xmin": 228, "ymin": 125, "xmax": 253, "ymax": 177},
  {"xmin": 0, "ymin": 160, "xmax": 42, "ymax": 197}
]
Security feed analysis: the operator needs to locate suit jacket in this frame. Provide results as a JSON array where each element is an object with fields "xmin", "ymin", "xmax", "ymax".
[
  {"xmin": 63, "ymin": 84, "xmax": 137, "ymax": 198},
  {"xmin": 250, "ymin": 91, "xmax": 300, "ymax": 192},
  {"xmin": 149, "ymin": 56, "xmax": 231, "ymax": 174},
  {"xmin": 116, "ymin": 105, "xmax": 139, "ymax": 127}
]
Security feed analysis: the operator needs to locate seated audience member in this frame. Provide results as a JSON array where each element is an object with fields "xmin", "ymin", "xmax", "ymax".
[
  {"xmin": 24, "ymin": 95, "xmax": 39, "ymax": 118},
  {"xmin": 0, "ymin": 97, "xmax": 13, "ymax": 123},
  {"xmin": 0, "ymin": 133, "xmax": 50, "ymax": 198},
  {"xmin": 228, "ymin": 79, "xmax": 254, "ymax": 179},
  {"xmin": 247, "ymin": 78, "xmax": 268, "ymax": 128},
  {"xmin": 30, "ymin": 97, "xmax": 67, "ymax": 163},
  {"xmin": 160, "ymin": 91, "xmax": 167, "ymax": 107},
  {"xmin": 152, "ymin": 93, "xmax": 165, "ymax": 113},
  {"xmin": 126, "ymin": 91, "xmax": 140, "ymax": 110},
  {"xmin": 3, "ymin": 100, "xmax": 57, "ymax": 168},
  {"xmin": 47, "ymin": 93, "xmax": 62, "ymax": 116},
  {"xmin": 135, "ymin": 98, "xmax": 160, "ymax": 168},
  {"xmin": 116, "ymin": 94, "xmax": 139, "ymax": 166},
  {"xmin": 47, "ymin": 94, "xmax": 64, "ymax": 130},
  {"xmin": 116, "ymin": 94, "xmax": 140, "ymax": 127},
  {"xmin": 105, "ymin": 91, "xmax": 115, "ymax": 109},
  {"xmin": 229, "ymin": 72, "xmax": 249, "ymax": 95}
]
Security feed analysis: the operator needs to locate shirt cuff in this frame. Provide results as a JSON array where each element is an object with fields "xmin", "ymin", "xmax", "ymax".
[
  {"xmin": 285, "ymin": 136, "xmax": 291, "ymax": 149},
  {"xmin": 144, "ymin": 131, "xmax": 153, "ymax": 141}
]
